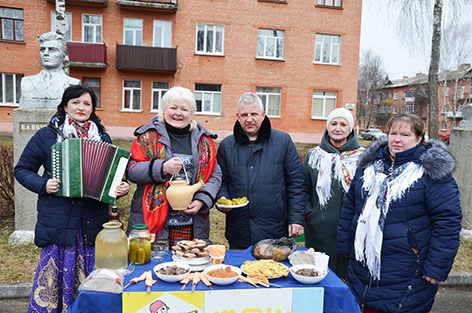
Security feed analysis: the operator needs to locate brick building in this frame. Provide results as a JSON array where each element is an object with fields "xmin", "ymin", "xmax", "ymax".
[{"xmin": 0, "ymin": 0, "xmax": 362, "ymax": 143}]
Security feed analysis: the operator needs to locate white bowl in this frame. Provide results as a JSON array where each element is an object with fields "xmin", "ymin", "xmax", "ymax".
[
  {"xmin": 203, "ymin": 264, "xmax": 242, "ymax": 285},
  {"xmin": 153, "ymin": 262, "xmax": 191, "ymax": 283},
  {"xmin": 290, "ymin": 264, "xmax": 327, "ymax": 284}
]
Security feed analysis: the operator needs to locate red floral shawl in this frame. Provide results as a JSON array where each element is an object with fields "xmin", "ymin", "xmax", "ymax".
[{"xmin": 130, "ymin": 130, "xmax": 217, "ymax": 233}]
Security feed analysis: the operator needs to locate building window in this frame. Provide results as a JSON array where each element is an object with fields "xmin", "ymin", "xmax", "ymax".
[
  {"xmin": 151, "ymin": 81, "xmax": 170, "ymax": 112},
  {"xmin": 460, "ymin": 85, "xmax": 465, "ymax": 99},
  {"xmin": 257, "ymin": 29, "xmax": 284, "ymax": 60},
  {"xmin": 83, "ymin": 77, "xmax": 101, "ymax": 108},
  {"xmin": 256, "ymin": 86, "xmax": 281, "ymax": 117},
  {"xmin": 445, "ymin": 86, "xmax": 450, "ymax": 96},
  {"xmin": 442, "ymin": 103, "xmax": 448, "ymax": 114},
  {"xmin": 82, "ymin": 14, "xmax": 102, "ymax": 43},
  {"xmin": 0, "ymin": 72, "xmax": 23, "ymax": 106},
  {"xmin": 51, "ymin": 11, "xmax": 72, "ymax": 41},
  {"xmin": 0, "ymin": 7, "xmax": 23, "ymax": 41},
  {"xmin": 122, "ymin": 80, "xmax": 141, "ymax": 111},
  {"xmin": 441, "ymin": 121, "xmax": 447, "ymax": 130},
  {"xmin": 316, "ymin": 0, "xmax": 342, "ymax": 8},
  {"xmin": 393, "ymin": 91, "xmax": 399, "ymax": 100},
  {"xmin": 124, "ymin": 18, "xmax": 142, "ymax": 46},
  {"xmin": 393, "ymin": 106, "xmax": 398, "ymax": 114},
  {"xmin": 314, "ymin": 34, "xmax": 340, "ymax": 65},
  {"xmin": 153, "ymin": 20, "xmax": 172, "ymax": 48},
  {"xmin": 194, "ymin": 83, "xmax": 221, "ymax": 114},
  {"xmin": 312, "ymin": 90, "xmax": 336, "ymax": 118},
  {"xmin": 196, "ymin": 24, "xmax": 224, "ymax": 55}
]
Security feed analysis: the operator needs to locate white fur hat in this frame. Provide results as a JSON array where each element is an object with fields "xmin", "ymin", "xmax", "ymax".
[{"xmin": 327, "ymin": 108, "xmax": 354, "ymax": 132}]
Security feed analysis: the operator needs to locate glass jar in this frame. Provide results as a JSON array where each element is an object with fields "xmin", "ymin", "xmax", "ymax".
[
  {"xmin": 95, "ymin": 221, "xmax": 128, "ymax": 271},
  {"xmin": 128, "ymin": 224, "xmax": 151, "ymax": 265}
]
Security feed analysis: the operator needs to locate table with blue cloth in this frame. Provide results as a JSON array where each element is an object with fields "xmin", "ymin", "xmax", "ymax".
[{"xmin": 68, "ymin": 248, "xmax": 361, "ymax": 313}]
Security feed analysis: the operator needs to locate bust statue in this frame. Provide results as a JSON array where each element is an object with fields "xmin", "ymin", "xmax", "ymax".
[
  {"xmin": 459, "ymin": 104, "xmax": 472, "ymax": 128},
  {"xmin": 20, "ymin": 32, "xmax": 80, "ymax": 108}
]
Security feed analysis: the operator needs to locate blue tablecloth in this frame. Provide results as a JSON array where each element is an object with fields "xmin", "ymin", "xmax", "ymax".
[{"xmin": 68, "ymin": 248, "xmax": 361, "ymax": 313}]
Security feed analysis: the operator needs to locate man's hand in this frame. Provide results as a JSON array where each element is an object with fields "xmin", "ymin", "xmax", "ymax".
[
  {"xmin": 423, "ymin": 275, "xmax": 440, "ymax": 284},
  {"xmin": 288, "ymin": 224, "xmax": 304, "ymax": 237}
]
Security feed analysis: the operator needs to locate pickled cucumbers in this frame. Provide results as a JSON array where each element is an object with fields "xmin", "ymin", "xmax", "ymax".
[
  {"xmin": 217, "ymin": 196, "xmax": 248, "ymax": 206},
  {"xmin": 129, "ymin": 238, "xmax": 151, "ymax": 264}
]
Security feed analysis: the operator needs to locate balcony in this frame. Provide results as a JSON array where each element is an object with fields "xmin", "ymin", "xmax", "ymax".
[
  {"xmin": 117, "ymin": 0, "xmax": 178, "ymax": 12},
  {"xmin": 116, "ymin": 44, "xmax": 177, "ymax": 73},
  {"xmin": 67, "ymin": 42, "xmax": 107, "ymax": 69},
  {"xmin": 46, "ymin": 0, "xmax": 108, "ymax": 6},
  {"xmin": 447, "ymin": 111, "xmax": 463, "ymax": 118}
]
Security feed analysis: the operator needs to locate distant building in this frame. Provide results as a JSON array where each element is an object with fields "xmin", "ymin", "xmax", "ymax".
[
  {"xmin": 0, "ymin": 0, "xmax": 362, "ymax": 143},
  {"xmin": 367, "ymin": 64, "xmax": 472, "ymax": 136}
]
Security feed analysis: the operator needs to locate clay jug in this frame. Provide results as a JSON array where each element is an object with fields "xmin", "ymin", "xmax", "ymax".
[{"xmin": 166, "ymin": 177, "xmax": 205, "ymax": 210}]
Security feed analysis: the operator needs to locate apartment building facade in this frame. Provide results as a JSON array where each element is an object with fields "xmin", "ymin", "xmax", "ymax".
[
  {"xmin": 369, "ymin": 65, "xmax": 472, "ymax": 136},
  {"xmin": 0, "ymin": 0, "xmax": 362, "ymax": 143}
]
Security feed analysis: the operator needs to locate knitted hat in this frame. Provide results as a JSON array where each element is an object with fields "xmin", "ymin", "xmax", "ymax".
[{"xmin": 327, "ymin": 108, "xmax": 354, "ymax": 132}]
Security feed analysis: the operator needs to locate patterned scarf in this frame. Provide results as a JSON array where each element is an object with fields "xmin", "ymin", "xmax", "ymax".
[
  {"xmin": 130, "ymin": 130, "xmax": 217, "ymax": 234},
  {"xmin": 354, "ymin": 159, "xmax": 424, "ymax": 281},
  {"xmin": 307, "ymin": 146, "xmax": 364, "ymax": 209},
  {"xmin": 59, "ymin": 114, "xmax": 101, "ymax": 141}
]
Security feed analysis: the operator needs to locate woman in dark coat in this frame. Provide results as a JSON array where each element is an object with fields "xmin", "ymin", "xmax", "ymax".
[
  {"xmin": 336, "ymin": 114, "xmax": 462, "ymax": 313},
  {"xmin": 304, "ymin": 108, "xmax": 364, "ymax": 278},
  {"xmin": 14, "ymin": 85, "xmax": 129, "ymax": 313}
]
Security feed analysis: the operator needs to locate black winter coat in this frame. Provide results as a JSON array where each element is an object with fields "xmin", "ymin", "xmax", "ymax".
[
  {"xmin": 217, "ymin": 117, "xmax": 306, "ymax": 249},
  {"xmin": 14, "ymin": 123, "xmax": 111, "ymax": 247}
]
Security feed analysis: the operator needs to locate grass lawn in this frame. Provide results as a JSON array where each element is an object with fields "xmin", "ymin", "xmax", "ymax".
[{"xmin": 1, "ymin": 137, "xmax": 471, "ymax": 284}]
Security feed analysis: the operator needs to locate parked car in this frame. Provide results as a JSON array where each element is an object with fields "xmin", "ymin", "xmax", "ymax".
[
  {"xmin": 442, "ymin": 133, "xmax": 450, "ymax": 144},
  {"xmin": 360, "ymin": 129, "xmax": 387, "ymax": 141}
]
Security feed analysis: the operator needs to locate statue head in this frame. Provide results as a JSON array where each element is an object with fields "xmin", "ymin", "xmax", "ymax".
[{"xmin": 38, "ymin": 32, "xmax": 66, "ymax": 70}]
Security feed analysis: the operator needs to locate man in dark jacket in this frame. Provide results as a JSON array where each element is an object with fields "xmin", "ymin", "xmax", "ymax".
[{"xmin": 216, "ymin": 92, "xmax": 305, "ymax": 249}]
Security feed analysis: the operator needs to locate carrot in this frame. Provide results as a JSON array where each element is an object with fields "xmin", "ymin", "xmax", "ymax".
[{"xmin": 199, "ymin": 272, "xmax": 213, "ymax": 289}]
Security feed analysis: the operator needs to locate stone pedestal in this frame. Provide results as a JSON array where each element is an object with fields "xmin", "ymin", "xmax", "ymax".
[
  {"xmin": 449, "ymin": 128, "xmax": 472, "ymax": 239},
  {"xmin": 9, "ymin": 107, "xmax": 56, "ymax": 245}
]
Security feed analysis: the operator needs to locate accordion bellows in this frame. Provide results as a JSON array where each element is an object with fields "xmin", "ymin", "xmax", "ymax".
[{"xmin": 51, "ymin": 138, "xmax": 131, "ymax": 204}]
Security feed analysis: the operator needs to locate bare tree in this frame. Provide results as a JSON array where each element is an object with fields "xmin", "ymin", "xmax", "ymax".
[
  {"xmin": 357, "ymin": 50, "xmax": 387, "ymax": 129},
  {"xmin": 381, "ymin": 0, "xmax": 467, "ymax": 140},
  {"xmin": 55, "ymin": 0, "xmax": 70, "ymax": 74}
]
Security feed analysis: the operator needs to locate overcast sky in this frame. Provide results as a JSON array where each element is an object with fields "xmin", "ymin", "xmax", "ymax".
[{"xmin": 359, "ymin": 1, "xmax": 472, "ymax": 80}]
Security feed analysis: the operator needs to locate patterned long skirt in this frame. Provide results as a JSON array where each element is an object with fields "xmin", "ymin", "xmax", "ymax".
[{"xmin": 27, "ymin": 227, "xmax": 94, "ymax": 313}]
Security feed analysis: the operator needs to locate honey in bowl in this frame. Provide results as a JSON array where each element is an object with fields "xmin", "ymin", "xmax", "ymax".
[{"xmin": 206, "ymin": 266, "xmax": 238, "ymax": 278}]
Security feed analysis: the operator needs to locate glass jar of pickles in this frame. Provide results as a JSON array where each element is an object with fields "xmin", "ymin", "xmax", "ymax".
[{"xmin": 128, "ymin": 224, "xmax": 151, "ymax": 265}]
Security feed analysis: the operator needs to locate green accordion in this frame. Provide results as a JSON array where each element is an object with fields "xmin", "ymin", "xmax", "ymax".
[{"xmin": 51, "ymin": 138, "xmax": 131, "ymax": 205}]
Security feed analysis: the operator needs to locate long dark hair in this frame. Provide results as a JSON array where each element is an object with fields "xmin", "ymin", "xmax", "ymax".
[{"xmin": 55, "ymin": 85, "xmax": 105, "ymax": 133}]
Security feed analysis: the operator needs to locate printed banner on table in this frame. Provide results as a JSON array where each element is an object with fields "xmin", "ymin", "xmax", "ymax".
[{"xmin": 123, "ymin": 287, "xmax": 323, "ymax": 313}]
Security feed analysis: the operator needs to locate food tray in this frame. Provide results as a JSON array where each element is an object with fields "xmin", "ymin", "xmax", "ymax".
[{"xmin": 216, "ymin": 200, "xmax": 249, "ymax": 209}]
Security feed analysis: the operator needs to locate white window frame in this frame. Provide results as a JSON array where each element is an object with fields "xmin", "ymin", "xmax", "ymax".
[
  {"xmin": 442, "ymin": 103, "xmax": 448, "ymax": 114},
  {"xmin": 256, "ymin": 86, "xmax": 282, "ymax": 117},
  {"xmin": 51, "ymin": 11, "xmax": 72, "ymax": 41},
  {"xmin": 150, "ymin": 81, "xmax": 170, "ymax": 113},
  {"xmin": 314, "ymin": 34, "xmax": 340, "ymax": 65},
  {"xmin": 317, "ymin": 0, "xmax": 342, "ymax": 7},
  {"xmin": 122, "ymin": 80, "xmax": 142, "ymax": 112},
  {"xmin": 393, "ymin": 106, "xmax": 398, "ymax": 114},
  {"xmin": 460, "ymin": 85, "xmax": 465, "ymax": 99},
  {"xmin": 153, "ymin": 20, "xmax": 172, "ymax": 48},
  {"xmin": 393, "ymin": 91, "xmax": 399, "ymax": 100},
  {"xmin": 446, "ymin": 86, "xmax": 450, "ymax": 96},
  {"xmin": 257, "ymin": 29, "xmax": 284, "ymax": 60},
  {"xmin": 82, "ymin": 77, "xmax": 101, "ymax": 108},
  {"xmin": 195, "ymin": 24, "xmax": 224, "ymax": 56},
  {"xmin": 0, "ymin": 7, "xmax": 23, "ymax": 41},
  {"xmin": 0, "ymin": 72, "xmax": 22, "ymax": 106},
  {"xmin": 123, "ymin": 18, "xmax": 143, "ymax": 46},
  {"xmin": 311, "ymin": 90, "xmax": 337, "ymax": 119},
  {"xmin": 82, "ymin": 14, "xmax": 102, "ymax": 43},
  {"xmin": 441, "ymin": 121, "xmax": 447, "ymax": 130},
  {"xmin": 194, "ymin": 83, "xmax": 222, "ymax": 115}
]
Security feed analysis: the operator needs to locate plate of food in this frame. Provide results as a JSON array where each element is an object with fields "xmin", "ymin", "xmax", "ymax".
[
  {"xmin": 240, "ymin": 259, "xmax": 289, "ymax": 279},
  {"xmin": 216, "ymin": 197, "xmax": 249, "ymax": 209}
]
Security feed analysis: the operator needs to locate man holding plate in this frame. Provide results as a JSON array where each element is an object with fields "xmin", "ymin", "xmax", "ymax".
[{"xmin": 216, "ymin": 92, "xmax": 305, "ymax": 249}]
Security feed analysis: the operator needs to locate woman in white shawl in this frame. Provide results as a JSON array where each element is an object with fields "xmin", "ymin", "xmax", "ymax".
[{"xmin": 304, "ymin": 108, "xmax": 364, "ymax": 278}]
